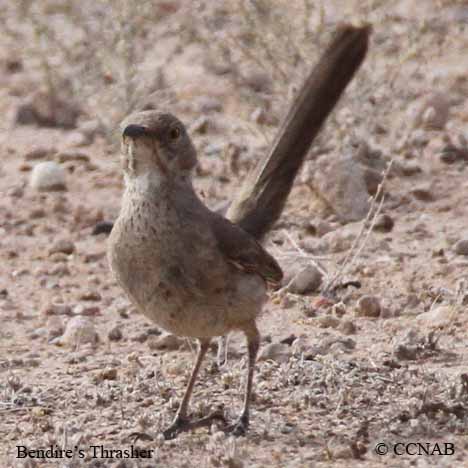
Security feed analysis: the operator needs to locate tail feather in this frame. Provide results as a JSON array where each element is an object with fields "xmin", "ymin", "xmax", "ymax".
[{"xmin": 226, "ymin": 24, "xmax": 371, "ymax": 240}]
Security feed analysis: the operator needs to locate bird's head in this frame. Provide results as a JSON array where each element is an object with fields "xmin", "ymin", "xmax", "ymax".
[{"xmin": 120, "ymin": 110, "xmax": 197, "ymax": 185}]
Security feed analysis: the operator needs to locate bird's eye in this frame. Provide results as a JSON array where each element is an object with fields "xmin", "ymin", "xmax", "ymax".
[{"xmin": 169, "ymin": 127, "xmax": 181, "ymax": 140}]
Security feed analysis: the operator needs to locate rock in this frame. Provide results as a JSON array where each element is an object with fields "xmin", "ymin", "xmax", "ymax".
[
  {"xmin": 316, "ymin": 315, "xmax": 340, "ymax": 328},
  {"xmin": 24, "ymin": 148, "xmax": 54, "ymax": 161},
  {"xmin": 242, "ymin": 66, "xmax": 272, "ymax": 93},
  {"xmin": 64, "ymin": 132, "xmax": 90, "ymax": 147},
  {"xmin": 326, "ymin": 436, "xmax": 354, "ymax": 460},
  {"xmin": 47, "ymin": 316, "xmax": 64, "ymax": 341},
  {"xmin": 407, "ymin": 129, "xmax": 430, "ymax": 148},
  {"xmin": 363, "ymin": 167, "xmax": 383, "ymax": 196},
  {"xmin": 454, "ymin": 239, "xmax": 468, "ymax": 256},
  {"xmin": 55, "ymin": 149, "xmax": 90, "ymax": 164},
  {"xmin": 83, "ymin": 252, "xmax": 106, "ymax": 263},
  {"xmin": 338, "ymin": 319, "xmax": 356, "ymax": 335},
  {"xmin": 279, "ymin": 334, "xmax": 297, "ymax": 346},
  {"xmin": 78, "ymin": 119, "xmax": 105, "ymax": 140},
  {"xmin": 415, "ymin": 305, "xmax": 456, "ymax": 328},
  {"xmin": 291, "ymin": 337, "xmax": 312, "ymax": 356},
  {"xmin": 30, "ymin": 162, "xmax": 66, "ymax": 191},
  {"xmin": 49, "ymin": 264, "xmax": 70, "ymax": 276},
  {"xmin": 288, "ymin": 264, "xmax": 323, "ymax": 295},
  {"xmin": 41, "ymin": 302, "xmax": 73, "ymax": 316},
  {"xmin": 195, "ymin": 96, "xmax": 222, "ymax": 113},
  {"xmin": 373, "ymin": 214, "xmax": 394, "ymax": 233},
  {"xmin": 48, "ymin": 239, "xmax": 75, "ymax": 256},
  {"xmin": 79, "ymin": 290, "xmax": 101, "ymax": 301},
  {"xmin": 204, "ymin": 142, "xmax": 224, "ymax": 156},
  {"xmin": 251, "ymin": 107, "xmax": 267, "ymax": 125},
  {"xmin": 355, "ymin": 295, "xmax": 381, "ymax": 317},
  {"xmin": 147, "ymin": 333, "xmax": 185, "ymax": 351},
  {"xmin": 393, "ymin": 329, "xmax": 437, "ymax": 361},
  {"xmin": 49, "ymin": 253, "xmax": 69, "ymax": 262},
  {"xmin": 410, "ymin": 186, "xmax": 434, "ymax": 202},
  {"xmin": 15, "ymin": 91, "xmax": 80, "ymax": 129},
  {"xmin": 29, "ymin": 208, "xmax": 46, "ymax": 219},
  {"xmin": 258, "ymin": 343, "xmax": 291, "ymax": 364},
  {"xmin": 332, "ymin": 302, "xmax": 346, "ymax": 317},
  {"xmin": 313, "ymin": 153, "xmax": 371, "ymax": 222},
  {"xmin": 317, "ymin": 337, "xmax": 356, "ymax": 355},
  {"xmin": 440, "ymin": 143, "xmax": 468, "ymax": 164},
  {"xmin": 398, "ymin": 161, "xmax": 423, "ymax": 176},
  {"xmin": 190, "ymin": 116, "xmax": 210, "ymax": 134},
  {"xmin": 19, "ymin": 163, "xmax": 32, "ymax": 172},
  {"xmin": 414, "ymin": 92, "xmax": 451, "ymax": 130},
  {"xmin": 92, "ymin": 221, "xmax": 114, "ymax": 235},
  {"xmin": 7, "ymin": 186, "xmax": 24, "ymax": 198},
  {"xmin": 108, "ymin": 326, "xmax": 123, "ymax": 342},
  {"xmin": 96, "ymin": 368, "xmax": 118, "ymax": 381},
  {"xmin": 319, "ymin": 224, "xmax": 360, "ymax": 253},
  {"xmin": 61, "ymin": 316, "xmax": 99, "ymax": 347},
  {"xmin": 75, "ymin": 305, "xmax": 101, "ymax": 316}
]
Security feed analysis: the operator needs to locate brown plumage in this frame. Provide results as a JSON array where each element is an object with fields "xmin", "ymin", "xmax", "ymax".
[{"xmin": 108, "ymin": 24, "xmax": 370, "ymax": 439}]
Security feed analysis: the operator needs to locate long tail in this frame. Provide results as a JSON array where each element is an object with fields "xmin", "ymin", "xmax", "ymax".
[{"xmin": 226, "ymin": 24, "xmax": 371, "ymax": 240}]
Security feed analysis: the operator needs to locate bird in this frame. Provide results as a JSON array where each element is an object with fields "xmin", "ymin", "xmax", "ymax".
[{"xmin": 107, "ymin": 24, "xmax": 370, "ymax": 440}]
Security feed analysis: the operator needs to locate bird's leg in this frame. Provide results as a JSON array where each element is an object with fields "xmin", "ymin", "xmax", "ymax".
[
  {"xmin": 227, "ymin": 321, "xmax": 260, "ymax": 436},
  {"xmin": 216, "ymin": 334, "xmax": 229, "ymax": 368},
  {"xmin": 163, "ymin": 339, "xmax": 224, "ymax": 440},
  {"xmin": 163, "ymin": 339, "xmax": 208, "ymax": 439}
]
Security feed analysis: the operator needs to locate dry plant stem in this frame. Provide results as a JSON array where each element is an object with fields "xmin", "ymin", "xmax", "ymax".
[
  {"xmin": 273, "ymin": 229, "xmax": 329, "ymax": 298},
  {"xmin": 282, "ymin": 229, "xmax": 328, "ymax": 276},
  {"xmin": 323, "ymin": 160, "xmax": 393, "ymax": 294}
]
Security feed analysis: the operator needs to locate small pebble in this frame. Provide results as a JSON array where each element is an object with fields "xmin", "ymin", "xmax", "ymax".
[
  {"xmin": 355, "ymin": 295, "xmax": 381, "ymax": 317},
  {"xmin": 316, "ymin": 315, "xmax": 340, "ymax": 328},
  {"xmin": 61, "ymin": 316, "xmax": 99, "ymax": 347},
  {"xmin": 454, "ymin": 239, "xmax": 468, "ymax": 256},
  {"xmin": 288, "ymin": 265, "xmax": 323, "ymax": 295},
  {"xmin": 415, "ymin": 305, "xmax": 455, "ymax": 328},
  {"xmin": 55, "ymin": 149, "xmax": 90, "ymax": 163},
  {"xmin": 42, "ymin": 303, "xmax": 72, "ymax": 316},
  {"xmin": 30, "ymin": 161, "xmax": 66, "ymax": 191},
  {"xmin": 108, "ymin": 326, "xmax": 123, "ymax": 342},
  {"xmin": 410, "ymin": 186, "xmax": 434, "ymax": 202},
  {"xmin": 47, "ymin": 316, "xmax": 64, "ymax": 341},
  {"xmin": 258, "ymin": 343, "xmax": 291, "ymax": 364},
  {"xmin": 24, "ymin": 148, "xmax": 54, "ymax": 161},
  {"xmin": 373, "ymin": 214, "xmax": 394, "ymax": 233},
  {"xmin": 79, "ymin": 290, "xmax": 101, "ymax": 301},
  {"xmin": 96, "ymin": 368, "xmax": 118, "ymax": 381},
  {"xmin": 49, "ymin": 239, "xmax": 75, "ymax": 256},
  {"xmin": 338, "ymin": 319, "xmax": 356, "ymax": 335},
  {"xmin": 147, "ymin": 333, "xmax": 185, "ymax": 351}
]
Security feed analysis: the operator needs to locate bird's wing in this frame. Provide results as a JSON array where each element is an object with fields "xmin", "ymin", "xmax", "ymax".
[{"xmin": 210, "ymin": 213, "xmax": 283, "ymax": 286}]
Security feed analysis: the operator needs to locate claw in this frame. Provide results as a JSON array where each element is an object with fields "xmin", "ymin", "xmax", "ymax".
[
  {"xmin": 162, "ymin": 416, "xmax": 190, "ymax": 440},
  {"xmin": 162, "ymin": 410, "xmax": 226, "ymax": 440},
  {"xmin": 224, "ymin": 414, "xmax": 249, "ymax": 437},
  {"xmin": 129, "ymin": 431, "xmax": 154, "ymax": 442}
]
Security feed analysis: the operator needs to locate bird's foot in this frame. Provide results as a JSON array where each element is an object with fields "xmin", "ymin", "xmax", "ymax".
[
  {"xmin": 129, "ymin": 431, "xmax": 154, "ymax": 442},
  {"xmin": 162, "ymin": 415, "xmax": 190, "ymax": 440},
  {"xmin": 162, "ymin": 410, "xmax": 226, "ymax": 440},
  {"xmin": 224, "ymin": 414, "xmax": 249, "ymax": 437}
]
